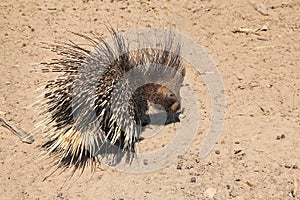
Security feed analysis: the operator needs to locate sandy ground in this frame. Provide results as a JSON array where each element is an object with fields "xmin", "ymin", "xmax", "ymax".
[{"xmin": 0, "ymin": 0, "xmax": 300, "ymax": 199}]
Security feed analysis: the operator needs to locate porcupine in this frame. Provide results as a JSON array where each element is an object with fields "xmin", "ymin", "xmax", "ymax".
[{"xmin": 39, "ymin": 28, "xmax": 185, "ymax": 170}]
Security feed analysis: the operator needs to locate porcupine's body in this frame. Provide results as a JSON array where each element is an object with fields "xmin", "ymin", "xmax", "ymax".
[{"xmin": 39, "ymin": 29, "xmax": 185, "ymax": 169}]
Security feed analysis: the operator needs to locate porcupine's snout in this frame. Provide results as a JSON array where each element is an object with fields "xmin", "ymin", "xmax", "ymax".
[{"xmin": 152, "ymin": 85, "xmax": 182, "ymax": 124}]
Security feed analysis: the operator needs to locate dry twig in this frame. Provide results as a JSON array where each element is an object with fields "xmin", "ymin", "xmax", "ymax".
[{"xmin": 0, "ymin": 115, "xmax": 34, "ymax": 144}]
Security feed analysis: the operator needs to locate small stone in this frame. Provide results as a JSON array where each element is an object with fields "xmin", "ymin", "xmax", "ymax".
[
  {"xmin": 284, "ymin": 164, "xmax": 292, "ymax": 169},
  {"xmin": 276, "ymin": 135, "xmax": 281, "ymax": 140},
  {"xmin": 57, "ymin": 192, "xmax": 63, "ymax": 199},
  {"xmin": 235, "ymin": 178, "xmax": 241, "ymax": 182},
  {"xmin": 280, "ymin": 134, "xmax": 285, "ymax": 139},
  {"xmin": 204, "ymin": 187, "xmax": 217, "ymax": 199},
  {"xmin": 191, "ymin": 177, "xmax": 196, "ymax": 183},
  {"xmin": 237, "ymin": 85, "xmax": 245, "ymax": 90},
  {"xmin": 266, "ymin": 84, "xmax": 273, "ymax": 88},
  {"xmin": 185, "ymin": 164, "xmax": 193, "ymax": 169},
  {"xmin": 260, "ymin": 25, "xmax": 268, "ymax": 31},
  {"xmin": 234, "ymin": 141, "xmax": 240, "ymax": 144},
  {"xmin": 177, "ymin": 165, "xmax": 182, "ymax": 170},
  {"xmin": 143, "ymin": 159, "xmax": 148, "ymax": 165},
  {"xmin": 179, "ymin": 113, "xmax": 186, "ymax": 120},
  {"xmin": 234, "ymin": 150, "xmax": 242, "ymax": 154},
  {"xmin": 292, "ymin": 165, "xmax": 298, "ymax": 169},
  {"xmin": 215, "ymin": 150, "xmax": 220, "ymax": 155}
]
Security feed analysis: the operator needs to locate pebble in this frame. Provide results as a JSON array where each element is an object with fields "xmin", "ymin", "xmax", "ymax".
[
  {"xmin": 185, "ymin": 164, "xmax": 193, "ymax": 169},
  {"xmin": 234, "ymin": 149, "xmax": 242, "ymax": 154},
  {"xmin": 260, "ymin": 25, "xmax": 268, "ymax": 31},
  {"xmin": 237, "ymin": 85, "xmax": 245, "ymax": 90},
  {"xmin": 276, "ymin": 134, "xmax": 286, "ymax": 140},
  {"xmin": 204, "ymin": 187, "xmax": 217, "ymax": 199},
  {"xmin": 191, "ymin": 177, "xmax": 196, "ymax": 183},
  {"xmin": 284, "ymin": 165, "xmax": 291, "ymax": 169},
  {"xmin": 57, "ymin": 192, "xmax": 63, "ymax": 199},
  {"xmin": 292, "ymin": 165, "xmax": 298, "ymax": 169},
  {"xmin": 179, "ymin": 113, "xmax": 186, "ymax": 120},
  {"xmin": 143, "ymin": 159, "xmax": 148, "ymax": 165},
  {"xmin": 215, "ymin": 150, "xmax": 220, "ymax": 155},
  {"xmin": 176, "ymin": 165, "xmax": 182, "ymax": 170},
  {"xmin": 276, "ymin": 135, "xmax": 281, "ymax": 140}
]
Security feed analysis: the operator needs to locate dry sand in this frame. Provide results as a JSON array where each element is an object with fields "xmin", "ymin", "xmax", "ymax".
[{"xmin": 0, "ymin": 0, "xmax": 299, "ymax": 199}]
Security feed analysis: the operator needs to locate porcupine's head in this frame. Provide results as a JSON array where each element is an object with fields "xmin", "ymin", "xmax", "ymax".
[
  {"xmin": 38, "ymin": 29, "xmax": 185, "ymax": 172},
  {"xmin": 150, "ymin": 84, "xmax": 181, "ymax": 114},
  {"xmin": 134, "ymin": 82, "xmax": 182, "ymax": 126}
]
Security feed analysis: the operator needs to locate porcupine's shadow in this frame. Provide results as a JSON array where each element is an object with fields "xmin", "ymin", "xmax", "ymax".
[
  {"xmin": 142, "ymin": 112, "xmax": 181, "ymax": 126},
  {"xmin": 142, "ymin": 103, "xmax": 182, "ymax": 126},
  {"xmin": 41, "ymin": 110, "xmax": 181, "ymax": 171},
  {"xmin": 92, "ymin": 110, "xmax": 182, "ymax": 167}
]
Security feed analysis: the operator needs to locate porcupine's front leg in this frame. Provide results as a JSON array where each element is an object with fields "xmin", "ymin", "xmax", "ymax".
[{"xmin": 132, "ymin": 92, "xmax": 151, "ymax": 126}]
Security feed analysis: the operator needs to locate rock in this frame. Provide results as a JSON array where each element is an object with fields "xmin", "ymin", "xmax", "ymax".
[
  {"xmin": 143, "ymin": 159, "xmax": 148, "ymax": 165},
  {"xmin": 204, "ymin": 187, "xmax": 216, "ymax": 199},
  {"xmin": 179, "ymin": 113, "xmax": 186, "ymax": 120},
  {"xmin": 260, "ymin": 25, "xmax": 268, "ymax": 31},
  {"xmin": 191, "ymin": 177, "xmax": 196, "ymax": 183},
  {"xmin": 292, "ymin": 165, "xmax": 298, "ymax": 169},
  {"xmin": 276, "ymin": 135, "xmax": 281, "ymax": 140},
  {"xmin": 284, "ymin": 164, "xmax": 292, "ymax": 169}
]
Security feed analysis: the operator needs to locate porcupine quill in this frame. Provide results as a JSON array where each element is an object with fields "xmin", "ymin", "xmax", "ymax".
[{"xmin": 37, "ymin": 28, "xmax": 185, "ymax": 173}]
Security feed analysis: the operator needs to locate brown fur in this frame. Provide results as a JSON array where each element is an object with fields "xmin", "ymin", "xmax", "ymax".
[{"xmin": 133, "ymin": 83, "xmax": 181, "ymax": 124}]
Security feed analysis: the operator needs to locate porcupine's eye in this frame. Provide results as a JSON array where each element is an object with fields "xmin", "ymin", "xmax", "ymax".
[
  {"xmin": 169, "ymin": 93, "xmax": 174, "ymax": 98},
  {"xmin": 164, "ymin": 93, "xmax": 180, "ymax": 113}
]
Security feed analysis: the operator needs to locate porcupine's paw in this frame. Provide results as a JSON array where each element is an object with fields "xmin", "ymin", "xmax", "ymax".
[{"xmin": 165, "ymin": 112, "xmax": 181, "ymax": 125}]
